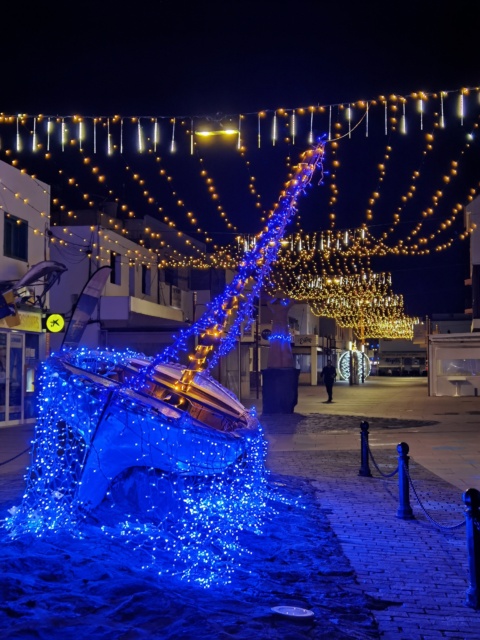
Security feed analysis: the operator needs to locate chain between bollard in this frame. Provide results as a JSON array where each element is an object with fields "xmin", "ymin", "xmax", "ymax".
[
  {"xmin": 405, "ymin": 465, "xmax": 466, "ymax": 530},
  {"xmin": 358, "ymin": 423, "xmax": 466, "ymax": 529},
  {"xmin": 358, "ymin": 421, "xmax": 398, "ymax": 478},
  {"xmin": 358, "ymin": 422, "xmax": 477, "ymax": 609}
]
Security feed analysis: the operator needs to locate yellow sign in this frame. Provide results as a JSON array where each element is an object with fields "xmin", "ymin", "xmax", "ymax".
[
  {"xmin": 46, "ymin": 314, "xmax": 65, "ymax": 333},
  {"xmin": 0, "ymin": 309, "xmax": 43, "ymax": 332}
]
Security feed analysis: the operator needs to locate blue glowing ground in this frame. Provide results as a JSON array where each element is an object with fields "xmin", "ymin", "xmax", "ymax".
[{"xmin": 0, "ymin": 474, "xmax": 379, "ymax": 639}]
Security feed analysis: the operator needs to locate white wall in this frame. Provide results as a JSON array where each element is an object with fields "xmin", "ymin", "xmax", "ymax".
[{"xmin": 0, "ymin": 159, "xmax": 50, "ymax": 281}]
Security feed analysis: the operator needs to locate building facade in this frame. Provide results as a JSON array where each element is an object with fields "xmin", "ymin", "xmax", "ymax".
[{"xmin": 0, "ymin": 160, "xmax": 50, "ymax": 425}]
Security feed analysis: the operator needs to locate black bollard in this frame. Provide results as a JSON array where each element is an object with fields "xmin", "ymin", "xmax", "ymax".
[
  {"xmin": 463, "ymin": 488, "xmax": 480, "ymax": 609},
  {"xmin": 358, "ymin": 421, "xmax": 372, "ymax": 477},
  {"xmin": 396, "ymin": 442, "xmax": 414, "ymax": 519}
]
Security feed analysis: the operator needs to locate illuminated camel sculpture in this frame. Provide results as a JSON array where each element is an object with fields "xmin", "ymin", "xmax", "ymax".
[{"xmin": 35, "ymin": 143, "xmax": 325, "ymax": 511}]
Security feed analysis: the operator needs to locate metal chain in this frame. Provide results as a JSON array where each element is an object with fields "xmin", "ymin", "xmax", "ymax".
[
  {"xmin": 405, "ymin": 466, "xmax": 465, "ymax": 530},
  {"xmin": 0, "ymin": 446, "xmax": 31, "ymax": 467},
  {"xmin": 367, "ymin": 444, "xmax": 399, "ymax": 478}
]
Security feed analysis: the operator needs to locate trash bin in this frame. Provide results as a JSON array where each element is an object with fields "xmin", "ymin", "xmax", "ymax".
[{"xmin": 261, "ymin": 367, "xmax": 300, "ymax": 414}]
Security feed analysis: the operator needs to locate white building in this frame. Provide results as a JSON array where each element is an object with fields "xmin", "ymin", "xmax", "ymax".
[
  {"xmin": 48, "ymin": 211, "xmax": 197, "ymax": 357},
  {"xmin": 0, "ymin": 159, "xmax": 51, "ymax": 424}
]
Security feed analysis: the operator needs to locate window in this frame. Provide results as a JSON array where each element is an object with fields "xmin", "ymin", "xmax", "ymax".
[
  {"xmin": 141, "ymin": 265, "xmax": 151, "ymax": 296},
  {"xmin": 4, "ymin": 213, "xmax": 28, "ymax": 261},
  {"xmin": 164, "ymin": 268, "xmax": 178, "ymax": 287},
  {"xmin": 128, "ymin": 260, "xmax": 135, "ymax": 296},
  {"xmin": 110, "ymin": 252, "xmax": 122, "ymax": 285}
]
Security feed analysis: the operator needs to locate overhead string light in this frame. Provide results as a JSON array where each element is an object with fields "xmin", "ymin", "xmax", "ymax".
[
  {"xmin": 346, "ymin": 105, "xmax": 352, "ymax": 138},
  {"xmin": 47, "ymin": 117, "xmax": 52, "ymax": 151},
  {"xmin": 237, "ymin": 115, "xmax": 242, "ymax": 150},
  {"xmin": 78, "ymin": 118, "xmax": 84, "ymax": 152},
  {"xmin": 459, "ymin": 88, "xmax": 466, "ymax": 125},
  {"xmin": 308, "ymin": 107, "xmax": 314, "ymax": 144},
  {"xmin": 32, "ymin": 117, "xmax": 37, "ymax": 152},
  {"xmin": 401, "ymin": 99, "xmax": 407, "ymax": 135},
  {"xmin": 16, "ymin": 116, "xmax": 20, "ymax": 152},
  {"xmin": 3, "ymin": 86, "xmax": 480, "ymax": 158},
  {"xmin": 170, "ymin": 117, "xmax": 176, "ymax": 153},
  {"xmin": 137, "ymin": 118, "xmax": 144, "ymax": 153},
  {"xmin": 154, "ymin": 118, "xmax": 159, "ymax": 153},
  {"xmin": 107, "ymin": 118, "xmax": 112, "ymax": 155}
]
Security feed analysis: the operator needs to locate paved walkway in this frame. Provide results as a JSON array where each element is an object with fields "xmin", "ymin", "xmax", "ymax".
[
  {"xmin": 1, "ymin": 376, "xmax": 479, "ymax": 638},
  {"xmin": 251, "ymin": 376, "xmax": 480, "ymax": 639}
]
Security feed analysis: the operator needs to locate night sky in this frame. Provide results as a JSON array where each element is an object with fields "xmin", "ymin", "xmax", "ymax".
[{"xmin": 2, "ymin": 0, "xmax": 479, "ymax": 319}]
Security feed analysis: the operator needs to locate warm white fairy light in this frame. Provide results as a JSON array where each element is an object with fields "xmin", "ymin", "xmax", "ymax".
[
  {"xmin": 107, "ymin": 118, "xmax": 112, "ymax": 155},
  {"xmin": 346, "ymin": 106, "xmax": 352, "ymax": 138},
  {"xmin": 257, "ymin": 112, "xmax": 261, "ymax": 148},
  {"xmin": 47, "ymin": 117, "xmax": 52, "ymax": 151},
  {"xmin": 78, "ymin": 120, "xmax": 84, "ymax": 152},
  {"xmin": 154, "ymin": 118, "xmax": 159, "ymax": 152},
  {"xmin": 401, "ymin": 101, "xmax": 407, "ymax": 134},
  {"xmin": 170, "ymin": 118, "xmax": 176, "ymax": 153},
  {"xmin": 190, "ymin": 118, "xmax": 194, "ymax": 155},
  {"xmin": 384, "ymin": 99, "xmax": 388, "ymax": 134},
  {"xmin": 61, "ymin": 118, "xmax": 66, "ymax": 151},
  {"xmin": 440, "ymin": 92, "xmax": 445, "ymax": 128},
  {"xmin": 237, "ymin": 115, "xmax": 242, "ymax": 150},
  {"xmin": 16, "ymin": 116, "xmax": 20, "ymax": 152},
  {"xmin": 32, "ymin": 117, "xmax": 37, "ymax": 152},
  {"xmin": 328, "ymin": 105, "xmax": 332, "ymax": 140},
  {"xmin": 137, "ymin": 118, "xmax": 144, "ymax": 153},
  {"xmin": 120, "ymin": 118, "xmax": 124, "ymax": 153},
  {"xmin": 272, "ymin": 111, "xmax": 277, "ymax": 146},
  {"xmin": 308, "ymin": 109, "xmax": 314, "ymax": 144},
  {"xmin": 94, "ymin": 118, "xmax": 97, "ymax": 154},
  {"xmin": 418, "ymin": 96, "xmax": 424, "ymax": 130},
  {"xmin": 459, "ymin": 90, "xmax": 465, "ymax": 125},
  {"xmin": 291, "ymin": 110, "xmax": 296, "ymax": 144}
]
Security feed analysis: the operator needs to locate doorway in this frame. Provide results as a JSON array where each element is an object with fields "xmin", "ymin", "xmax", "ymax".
[{"xmin": 0, "ymin": 331, "xmax": 25, "ymax": 424}]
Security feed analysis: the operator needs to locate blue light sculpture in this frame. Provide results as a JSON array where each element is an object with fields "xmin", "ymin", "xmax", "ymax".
[{"xmin": 3, "ymin": 142, "xmax": 325, "ymax": 586}]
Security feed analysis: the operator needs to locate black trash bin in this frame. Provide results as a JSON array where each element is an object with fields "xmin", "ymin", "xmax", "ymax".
[{"xmin": 261, "ymin": 367, "xmax": 300, "ymax": 414}]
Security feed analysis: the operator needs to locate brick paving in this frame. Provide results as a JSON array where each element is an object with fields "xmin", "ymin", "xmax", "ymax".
[{"xmin": 260, "ymin": 405, "xmax": 480, "ymax": 640}]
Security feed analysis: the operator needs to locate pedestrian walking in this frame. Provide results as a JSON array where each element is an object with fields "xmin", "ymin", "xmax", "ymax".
[{"xmin": 320, "ymin": 359, "xmax": 336, "ymax": 403}]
